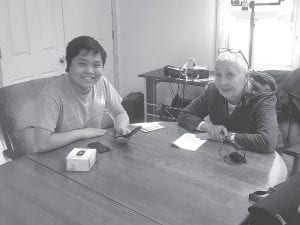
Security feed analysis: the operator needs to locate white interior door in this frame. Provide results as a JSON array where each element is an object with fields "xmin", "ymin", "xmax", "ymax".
[
  {"xmin": 0, "ymin": 0, "xmax": 66, "ymax": 86},
  {"xmin": 61, "ymin": 0, "xmax": 115, "ymax": 85}
]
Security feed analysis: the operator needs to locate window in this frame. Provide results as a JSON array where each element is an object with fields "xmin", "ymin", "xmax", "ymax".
[{"xmin": 216, "ymin": 0, "xmax": 300, "ymax": 70}]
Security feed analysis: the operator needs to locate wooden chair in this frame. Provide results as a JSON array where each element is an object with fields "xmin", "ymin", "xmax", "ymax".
[
  {"xmin": 0, "ymin": 76, "xmax": 114, "ymax": 160},
  {"xmin": 0, "ymin": 77, "xmax": 56, "ymax": 159}
]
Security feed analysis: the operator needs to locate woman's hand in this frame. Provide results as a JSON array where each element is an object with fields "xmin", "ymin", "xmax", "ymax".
[
  {"xmin": 201, "ymin": 123, "xmax": 228, "ymax": 142},
  {"xmin": 196, "ymin": 133, "xmax": 213, "ymax": 140}
]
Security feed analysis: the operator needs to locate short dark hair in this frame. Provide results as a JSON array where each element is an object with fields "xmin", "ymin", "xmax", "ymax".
[{"xmin": 65, "ymin": 36, "xmax": 107, "ymax": 72}]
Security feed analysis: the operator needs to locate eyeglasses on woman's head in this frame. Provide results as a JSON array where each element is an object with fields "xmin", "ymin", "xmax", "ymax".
[{"xmin": 218, "ymin": 48, "xmax": 249, "ymax": 69}]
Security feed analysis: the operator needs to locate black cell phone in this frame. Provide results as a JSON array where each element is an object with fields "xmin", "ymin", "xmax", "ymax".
[
  {"xmin": 87, "ymin": 142, "xmax": 111, "ymax": 153},
  {"xmin": 116, "ymin": 126, "xmax": 142, "ymax": 138}
]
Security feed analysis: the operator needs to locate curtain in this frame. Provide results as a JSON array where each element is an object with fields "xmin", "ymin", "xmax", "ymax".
[
  {"xmin": 215, "ymin": 0, "xmax": 300, "ymax": 70},
  {"xmin": 215, "ymin": 0, "xmax": 231, "ymax": 55}
]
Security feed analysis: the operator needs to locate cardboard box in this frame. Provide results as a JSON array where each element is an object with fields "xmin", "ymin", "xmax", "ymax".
[{"xmin": 66, "ymin": 148, "xmax": 97, "ymax": 171}]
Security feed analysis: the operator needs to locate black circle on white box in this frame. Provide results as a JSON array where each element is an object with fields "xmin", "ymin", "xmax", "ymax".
[{"xmin": 76, "ymin": 150, "xmax": 85, "ymax": 156}]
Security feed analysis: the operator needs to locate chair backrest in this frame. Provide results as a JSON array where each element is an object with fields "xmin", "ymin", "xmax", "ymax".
[
  {"xmin": 278, "ymin": 115, "xmax": 300, "ymax": 148},
  {"xmin": 265, "ymin": 70, "xmax": 300, "ymax": 148},
  {"xmin": 0, "ymin": 76, "xmax": 57, "ymax": 155}
]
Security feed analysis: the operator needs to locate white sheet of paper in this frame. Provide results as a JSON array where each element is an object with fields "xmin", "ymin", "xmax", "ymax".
[
  {"xmin": 172, "ymin": 133, "xmax": 207, "ymax": 151},
  {"xmin": 132, "ymin": 122, "xmax": 164, "ymax": 132}
]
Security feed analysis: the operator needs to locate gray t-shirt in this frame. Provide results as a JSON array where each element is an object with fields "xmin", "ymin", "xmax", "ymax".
[{"xmin": 33, "ymin": 75, "xmax": 124, "ymax": 132}]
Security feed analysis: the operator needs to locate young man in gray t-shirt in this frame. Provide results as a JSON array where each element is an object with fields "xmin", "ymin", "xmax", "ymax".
[{"xmin": 33, "ymin": 36, "xmax": 130, "ymax": 152}]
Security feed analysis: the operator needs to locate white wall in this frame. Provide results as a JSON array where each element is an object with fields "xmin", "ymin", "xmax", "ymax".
[{"xmin": 117, "ymin": 0, "xmax": 217, "ymax": 104}]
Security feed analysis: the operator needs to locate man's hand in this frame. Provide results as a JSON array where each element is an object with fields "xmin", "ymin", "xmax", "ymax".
[
  {"xmin": 81, "ymin": 128, "xmax": 106, "ymax": 139},
  {"xmin": 115, "ymin": 127, "xmax": 131, "ymax": 144},
  {"xmin": 115, "ymin": 127, "xmax": 131, "ymax": 136},
  {"xmin": 34, "ymin": 127, "xmax": 107, "ymax": 153}
]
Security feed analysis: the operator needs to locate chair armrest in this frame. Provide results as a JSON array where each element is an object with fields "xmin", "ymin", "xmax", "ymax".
[
  {"xmin": 3, "ymin": 148, "xmax": 25, "ymax": 160},
  {"xmin": 283, "ymin": 142, "xmax": 300, "ymax": 158}
]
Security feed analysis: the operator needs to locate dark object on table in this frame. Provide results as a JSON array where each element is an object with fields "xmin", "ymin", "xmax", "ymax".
[
  {"xmin": 192, "ymin": 66, "xmax": 209, "ymax": 79},
  {"xmin": 229, "ymin": 152, "xmax": 246, "ymax": 163},
  {"xmin": 87, "ymin": 142, "xmax": 111, "ymax": 153},
  {"xmin": 164, "ymin": 65, "xmax": 183, "ymax": 78}
]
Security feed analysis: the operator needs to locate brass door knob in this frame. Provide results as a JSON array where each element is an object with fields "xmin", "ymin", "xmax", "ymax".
[{"xmin": 59, "ymin": 55, "xmax": 65, "ymax": 63}]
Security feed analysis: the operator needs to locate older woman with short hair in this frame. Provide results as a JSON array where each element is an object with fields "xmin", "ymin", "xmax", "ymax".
[{"xmin": 178, "ymin": 49, "xmax": 279, "ymax": 154}]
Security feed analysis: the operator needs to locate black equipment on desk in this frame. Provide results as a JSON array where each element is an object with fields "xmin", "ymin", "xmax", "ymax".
[
  {"xmin": 192, "ymin": 66, "xmax": 209, "ymax": 79},
  {"xmin": 158, "ymin": 95, "xmax": 192, "ymax": 122},
  {"xmin": 157, "ymin": 104, "xmax": 178, "ymax": 122},
  {"xmin": 171, "ymin": 94, "xmax": 191, "ymax": 109},
  {"xmin": 164, "ymin": 65, "xmax": 183, "ymax": 78}
]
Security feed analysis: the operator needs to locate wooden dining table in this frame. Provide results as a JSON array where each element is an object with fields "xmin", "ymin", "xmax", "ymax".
[
  {"xmin": 19, "ymin": 122, "xmax": 288, "ymax": 225},
  {"xmin": 0, "ymin": 157, "xmax": 157, "ymax": 225}
]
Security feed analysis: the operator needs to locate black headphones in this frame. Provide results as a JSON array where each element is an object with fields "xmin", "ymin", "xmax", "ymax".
[
  {"xmin": 219, "ymin": 142, "xmax": 247, "ymax": 165},
  {"xmin": 228, "ymin": 151, "xmax": 247, "ymax": 164}
]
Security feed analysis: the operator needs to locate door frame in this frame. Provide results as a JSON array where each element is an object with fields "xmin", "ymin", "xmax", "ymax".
[{"xmin": 111, "ymin": 0, "xmax": 120, "ymax": 92}]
